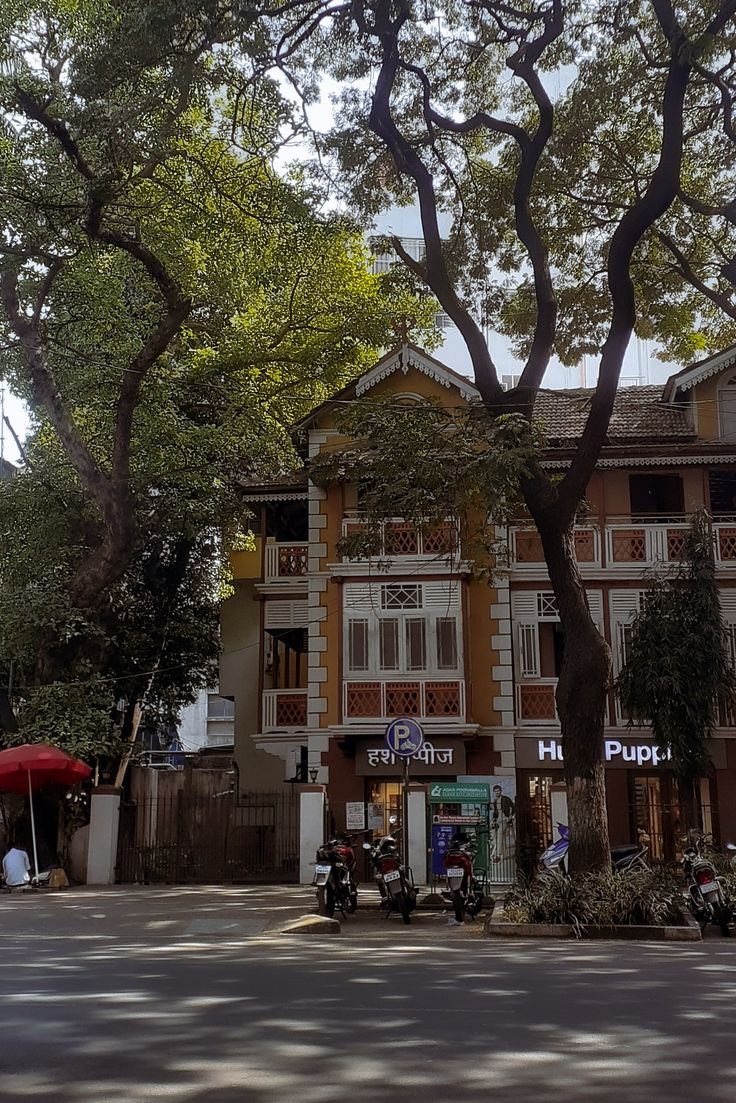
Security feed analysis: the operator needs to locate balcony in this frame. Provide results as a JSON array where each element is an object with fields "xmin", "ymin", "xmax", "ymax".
[
  {"xmin": 605, "ymin": 519, "xmax": 690, "ymax": 567},
  {"xmin": 264, "ymin": 542, "xmax": 308, "ymax": 583},
  {"xmin": 510, "ymin": 526, "xmax": 600, "ymax": 570},
  {"xmin": 343, "ymin": 679, "xmax": 466, "ymax": 721},
  {"xmin": 517, "ymin": 679, "xmax": 558, "ymax": 724},
  {"xmin": 715, "ymin": 522, "xmax": 736, "ymax": 564},
  {"xmin": 510, "ymin": 517, "xmax": 736, "ymax": 573},
  {"xmin": 262, "ymin": 689, "xmax": 308, "ymax": 731},
  {"xmin": 341, "ymin": 516, "xmax": 458, "ymax": 561}
]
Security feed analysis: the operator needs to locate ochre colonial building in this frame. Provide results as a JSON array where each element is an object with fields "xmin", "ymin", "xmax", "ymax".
[{"xmin": 220, "ymin": 342, "xmax": 736, "ymax": 880}]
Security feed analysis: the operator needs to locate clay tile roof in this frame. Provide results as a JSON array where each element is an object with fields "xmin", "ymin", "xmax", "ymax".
[
  {"xmin": 236, "ymin": 470, "xmax": 307, "ymax": 498},
  {"xmin": 534, "ymin": 384, "xmax": 695, "ymax": 446}
]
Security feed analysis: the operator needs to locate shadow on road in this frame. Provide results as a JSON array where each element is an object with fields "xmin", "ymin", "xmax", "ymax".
[{"xmin": 0, "ymin": 909, "xmax": 734, "ymax": 1102}]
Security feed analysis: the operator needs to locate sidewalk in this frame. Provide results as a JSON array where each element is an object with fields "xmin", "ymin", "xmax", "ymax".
[{"xmin": 0, "ymin": 883, "xmax": 492, "ymax": 941}]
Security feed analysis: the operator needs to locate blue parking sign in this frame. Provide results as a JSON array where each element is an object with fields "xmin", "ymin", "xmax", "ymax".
[{"xmin": 385, "ymin": 717, "xmax": 424, "ymax": 758}]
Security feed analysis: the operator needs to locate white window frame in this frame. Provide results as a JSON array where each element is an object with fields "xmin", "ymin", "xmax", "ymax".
[{"xmin": 344, "ymin": 584, "xmax": 462, "ymax": 677}]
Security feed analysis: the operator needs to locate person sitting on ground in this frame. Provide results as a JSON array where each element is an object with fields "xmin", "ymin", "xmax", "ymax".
[{"xmin": 3, "ymin": 843, "xmax": 31, "ymax": 889}]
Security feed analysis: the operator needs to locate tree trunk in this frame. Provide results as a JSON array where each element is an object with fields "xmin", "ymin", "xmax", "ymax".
[
  {"xmin": 536, "ymin": 515, "xmax": 612, "ymax": 872},
  {"xmin": 114, "ymin": 700, "xmax": 144, "ymax": 790}
]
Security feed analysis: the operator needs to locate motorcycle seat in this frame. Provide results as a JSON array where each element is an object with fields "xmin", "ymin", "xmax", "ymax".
[{"xmin": 610, "ymin": 844, "xmax": 641, "ymax": 861}]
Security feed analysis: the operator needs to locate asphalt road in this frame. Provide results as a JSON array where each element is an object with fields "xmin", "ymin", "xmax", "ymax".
[{"xmin": 0, "ymin": 886, "xmax": 734, "ymax": 1102}]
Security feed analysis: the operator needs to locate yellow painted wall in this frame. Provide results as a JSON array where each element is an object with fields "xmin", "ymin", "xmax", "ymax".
[
  {"xmin": 692, "ymin": 375, "xmax": 720, "ymax": 440},
  {"xmin": 683, "ymin": 468, "xmax": 707, "ymax": 511},
  {"xmin": 602, "ymin": 471, "xmax": 630, "ymax": 516},
  {"xmin": 229, "ymin": 538, "xmax": 262, "ymax": 580},
  {"xmin": 220, "ymin": 581, "xmax": 285, "ymax": 789},
  {"xmin": 468, "ymin": 579, "xmax": 501, "ymax": 726}
]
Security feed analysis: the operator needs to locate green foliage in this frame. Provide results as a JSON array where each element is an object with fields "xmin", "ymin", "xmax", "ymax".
[
  {"xmin": 504, "ymin": 869, "xmax": 682, "ymax": 936},
  {"xmin": 310, "ymin": 397, "xmax": 538, "ymax": 575},
  {"xmin": 616, "ymin": 512, "xmax": 736, "ymax": 786},
  {"xmin": 0, "ymin": 453, "xmax": 222, "ymax": 762},
  {"xmin": 260, "ymin": 0, "xmax": 736, "ymax": 366},
  {"xmin": 0, "ymin": 1, "xmax": 436, "ymax": 762}
]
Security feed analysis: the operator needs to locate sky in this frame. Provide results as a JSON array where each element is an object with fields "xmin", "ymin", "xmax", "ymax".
[{"xmin": 0, "ymin": 389, "xmax": 28, "ymax": 466}]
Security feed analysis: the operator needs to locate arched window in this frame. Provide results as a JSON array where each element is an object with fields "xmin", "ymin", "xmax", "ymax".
[{"xmin": 719, "ymin": 371, "xmax": 736, "ymax": 441}]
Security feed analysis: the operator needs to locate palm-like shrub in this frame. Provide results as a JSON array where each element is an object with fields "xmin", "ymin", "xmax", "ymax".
[{"xmin": 503, "ymin": 870, "xmax": 682, "ymax": 936}]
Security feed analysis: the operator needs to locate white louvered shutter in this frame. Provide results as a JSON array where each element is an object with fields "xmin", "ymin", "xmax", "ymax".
[
  {"xmin": 518, "ymin": 623, "xmax": 540, "ymax": 678},
  {"xmin": 264, "ymin": 600, "xmax": 308, "ymax": 629}
]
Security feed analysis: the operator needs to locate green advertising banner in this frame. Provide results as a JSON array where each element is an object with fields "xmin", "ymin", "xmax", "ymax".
[{"xmin": 428, "ymin": 782, "xmax": 490, "ymax": 804}]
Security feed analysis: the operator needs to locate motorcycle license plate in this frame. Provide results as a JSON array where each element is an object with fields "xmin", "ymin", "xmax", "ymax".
[
  {"xmin": 699, "ymin": 882, "xmax": 717, "ymax": 894},
  {"xmin": 447, "ymin": 867, "xmax": 464, "ymax": 879},
  {"xmin": 314, "ymin": 864, "xmax": 331, "ymax": 874},
  {"xmin": 383, "ymin": 870, "xmax": 401, "ymax": 883}
]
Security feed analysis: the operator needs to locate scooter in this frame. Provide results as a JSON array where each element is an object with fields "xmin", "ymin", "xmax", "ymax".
[
  {"xmin": 363, "ymin": 821, "xmax": 417, "ymax": 924},
  {"xmin": 538, "ymin": 824, "xmax": 650, "ymax": 877},
  {"xmin": 313, "ymin": 833, "xmax": 358, "ymax": 918},
  {"xmin": 682, "ymin": 833, "xmax": 733, "ymax": 936},
  {"xmin": 442, "ymin": 832, "xmax": 485, "ymax": 924}
]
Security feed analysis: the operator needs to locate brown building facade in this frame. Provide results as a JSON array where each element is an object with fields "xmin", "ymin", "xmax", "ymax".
[{"xmin": 220, "ymin": 342, "xmax": 736, "ymax": 879}]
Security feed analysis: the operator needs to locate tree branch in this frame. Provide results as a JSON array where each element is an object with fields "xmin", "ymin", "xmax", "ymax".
[
  {"xmin": 557, "ymin": 3, "xmax": 696, "ymax": 517},
  {"xmin": 368, "ymin": 1, "xmax": 502, "ymax": 401},
  {"xmin": 658, "ymin": 228, "xmax": 736, "ymax": 318}
]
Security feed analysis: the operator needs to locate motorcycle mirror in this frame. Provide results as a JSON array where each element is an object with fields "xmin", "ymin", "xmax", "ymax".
[
  {"xmin": 388, "ymin": 815, "xmax": 398, "ymax": 825},
  {"xmin": 362, "ymin": 842, "xmax": 372, "ymax": 851}
]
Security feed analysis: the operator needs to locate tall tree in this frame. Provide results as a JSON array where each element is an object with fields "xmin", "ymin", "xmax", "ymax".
[
  {"xmin": 0, "ymin": 1, "xmax": 434, "ymax": 765},
  {"xmin": 617, "ymin": 512, "xmax": 736, "ymax": 827},
  {"xmin": 249, "ymin": 0, "xmax": 736, "ymax": 868}
]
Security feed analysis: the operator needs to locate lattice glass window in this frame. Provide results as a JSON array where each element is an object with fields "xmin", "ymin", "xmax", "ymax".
[
  {"xmin": 381, "ymin": 583, "xmax": 421, "ymax": 610},
  {"xmin": 436, "ymin": 618, "xmax": 458, "ymax": 670},
  {"xmin": 348, "ymin": 619, "xmax": 369, "ymax": 671},
  {"xmin": 537, "ymin": 593, "xmax": 558, "ymax": 619},
  {"xmin": 405, "ymin": 618, "xmax": 427, "ymax": 670},
  {"xmin": 380, "ymin": 619, "xmax": 400, "ymax": 671}
]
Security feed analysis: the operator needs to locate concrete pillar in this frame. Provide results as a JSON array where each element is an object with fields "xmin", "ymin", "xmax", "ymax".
[
  {"xmin": 550, "ymin": 783, "xmax": 568, "ymax": 840},
  {"xmin": 407, "ymin": 785, "xmax": 428, "ymax": 887},
  {"xmin": 299, "ymin": 785, "xmax": 326, "ymax": 884},
  {"xmin": 86, "ymin": 786, "xmax": 122, "ymax": 885}
]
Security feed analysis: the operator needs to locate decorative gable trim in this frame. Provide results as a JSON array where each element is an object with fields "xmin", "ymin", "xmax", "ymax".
[
  {"xmin": 664, "ymin": 344, "xmax": 736, "ymax": 399},
  {"xmin": 354, "ymin": 344, "xmax": 478, "ymax": 402}
]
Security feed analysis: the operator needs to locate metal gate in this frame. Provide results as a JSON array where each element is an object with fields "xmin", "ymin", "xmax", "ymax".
[{"xmin": 116, "ymin": 789, "xmax": 300, "ymax": 884}]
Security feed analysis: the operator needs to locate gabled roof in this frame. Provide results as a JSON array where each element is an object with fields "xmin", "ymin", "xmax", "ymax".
[
  {"xmin": 535, "ymin": 384, "xmax": 694, "ymax": 446},
  {"xmin": 236, "ymin": 470, "xmax": 308, "ymax": 502},
  {"xmin": 663, "ymin": 343, "xmax": 736, "ymax": 402},
  {"xmin": 293, "ymin": 343, "xmax": 478, "ymax": 431}
]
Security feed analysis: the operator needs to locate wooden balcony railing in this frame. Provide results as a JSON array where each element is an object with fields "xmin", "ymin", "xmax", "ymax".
[
  {"xmin": 262, "ymin": 689, "xmax": 308, "ymax": 730},
  {"xmin": 517, "ymin": 680, "xmax": 558, "ymax": 723},
  {"xmin": 341, "ymin": 516, "xmax": 458, "ymax": 560},
  {"xmin": 511, "ymin": 518, "xmax": 736, "ymax": 571},
  {"xmin": 343, "ymin": 679, "xmax": 465, "ymax": 720},
  {"xmin": 264, "ymin": 542, "xmax": 308, "ymax": 582},
  {"xmin": 512, "ymin": 527, "xmax": 599, "ymax": 567},
  {"xmin": 605, "ymin": 520, "xmax": 690, "ymax": 566}
]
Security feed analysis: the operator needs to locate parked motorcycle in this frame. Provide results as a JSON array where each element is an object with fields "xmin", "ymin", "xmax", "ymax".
[
  {"xmin": 538, "ymin": 824, "xmax": 651, "ymax": 877},
  {"xmin": 313, "ymin": 833, "xmax": 358, "ymax": 918},
  {"xmin": 363, "ymin": 823, "xmax": 417, "ymax": 924},
  {"xmin": 442, "ymin": 832, "xmax": 485, "ymax": 924},
  {"xmin": 682, "ymin": 833, "xmax": 733, "ymax": 936}
]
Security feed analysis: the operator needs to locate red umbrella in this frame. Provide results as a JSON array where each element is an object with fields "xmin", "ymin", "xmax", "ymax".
[{"xmin": 0, "ymin": 744, "xmax": 92, "ymax": 879}]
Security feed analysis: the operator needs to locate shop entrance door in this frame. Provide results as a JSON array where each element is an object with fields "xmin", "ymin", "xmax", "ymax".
[
  {"xmin": 516, "ymin": 772, "xmax": 563, "ymax": 874},
  {"xmin": 366, "ymin": 781, "xmax": 403, "ymax": 837},
  {"xmin": 632, "ymin": 775, "xmax": 680, "ymax": 862}
]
